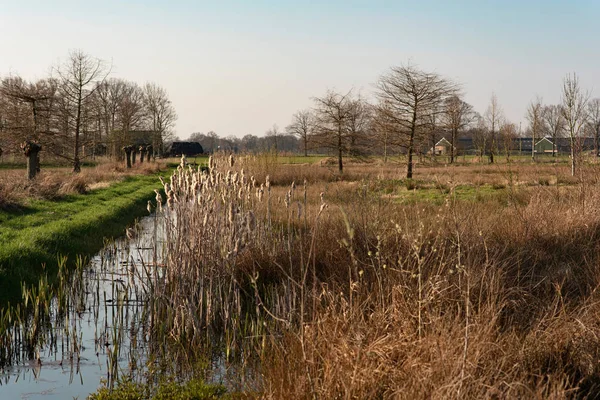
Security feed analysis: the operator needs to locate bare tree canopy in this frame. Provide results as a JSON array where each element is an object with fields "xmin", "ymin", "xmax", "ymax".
[
  {"xmin": 484, "ymin": 93, "xmax": 504, "ymax": 164},
  {"xmin": 542, "ymin": 104, "xmax": 565, "ymax": 157},
  {"xmin": 312, "ymin": 89, "xmax": 354, "ymax": 172},
  {"xmin": 586, "ymin": 98, "xmax": 600, "ymax": 158},
  {"xmin": 526, "ymin": 97, "xmax": 543, "ymax": 161},
  {"xmin": 443, "ymin": 94, "xmax": 474, "ymax": 163},
  {"xmin": 55, "ymin": 49, "xmax": 109, "ymax": 172},
  {"xmin": 561, "ymin": 73, "xmax": 589, "ymax": 176},
  {"xmin": 375, "ymin": 64, "xmax": 456, "ymax": 178},
  {"xmin": 286, "ymin": 110, "xmax": 313, "ymax": 157}
]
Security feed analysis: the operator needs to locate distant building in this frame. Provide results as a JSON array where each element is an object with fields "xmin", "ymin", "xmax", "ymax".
[{"xmin": 168, "ymin": 141, "xmax": 204, "ymax": 156}]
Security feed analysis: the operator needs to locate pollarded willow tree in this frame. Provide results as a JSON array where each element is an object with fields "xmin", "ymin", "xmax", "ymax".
[
  {"xmin": 561, "ymin": 73, "xmax": 589, "ymax": 176},
  {"xmin": 375, "ymin": 64, "xmax": 456, "ymax": 178}
]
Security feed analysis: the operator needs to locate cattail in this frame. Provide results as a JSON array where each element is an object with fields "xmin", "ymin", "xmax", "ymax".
[
  {"xmin": 228, "ymin": 202, "xmax": 235, "ymax": 224},
  {"xmin": 203, "ymin": 213, "xmax": 208, "ymax": 226},
  {"xmin": 297, "ymin": 202, "xmax": 302, "ymax": 219},
  {"xmin": 320, "ymin": 191, "xmax": 325, "ymax": 204},
  {"xmin": 247, "ymin": 211, "xmax": 256, "ymax": 232},
  {"xmin": 265, "ymin": 175, "xmax": 271, "ymax": 189},
  {"xmin": 147, "ymin": 200, "xmax": 152, "ymax": 214},
  {"xmin": 229, "ymin": 154, "xmax": 235, "ymax": 167},
  {"xmin": 319, "ymin": 203, "xmax": 328, "ymax": 214}
]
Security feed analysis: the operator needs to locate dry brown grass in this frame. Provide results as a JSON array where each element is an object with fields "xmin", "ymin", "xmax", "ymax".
[
  {"xmin": 0, "ymin": 161, "xmax": 165, "ymax": 209},
  {"xmin": 147, "ymin": 155, "xmax": 600, "ymax": 399}
]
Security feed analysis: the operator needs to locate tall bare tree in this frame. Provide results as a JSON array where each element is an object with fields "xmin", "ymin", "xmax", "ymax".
[
  {"xmin": 526, "ymin": 97, "xmax": 543, "ymax": 162},
  {"xmin": 586, "ymin": 98, "xmax": 600, "ymax": 158},
  {"xmin": 265, "ymin": 124, "xmax": 281, "ymax": 154},
  {"xmin": 484, "ymin": 94, "xmax": 503, "ymax": 164},
  {"xmin": 286, "ymin": 110, "xmax": 313, "ymax": 157},
  {"xmin": 312, "ymin": 90, "xmax": 353, "ymax": 172},
  {"xmin": 543, "ymin": 104, "xmax": 565, "ymax": 157},
  {"xmin": 56, "ymin": 50, "xmax": 108, "ymax": 172},
  {"xmin": 499, "ymin": 121, "xmax": 518, "ymax": 162},
  {"xmin": 443, "ymin": 95, "xmax": 474, "ymax": 163},
  {"xmin": 375, "ymin": 64, "xmax": 455, "ymax": 178},
  {"xmin": 371, "ymin": 101, "xmax": 397, "ymax": 163},
  {"xmin": 561, "ymin": 73, "xmax": 589, "ymax": 176},
  {"xmin": 144, "ymin": 83, "xmax": 177, "ymax": 156},
  {"xmin": 346, "ymin": 96, "xmax": 371, "ymax": 157}
]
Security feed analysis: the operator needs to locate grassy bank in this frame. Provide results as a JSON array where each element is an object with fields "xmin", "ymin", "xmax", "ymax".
[{"xmin": 0, "ymin": 171, "xmax": 167, "ymax": 304}]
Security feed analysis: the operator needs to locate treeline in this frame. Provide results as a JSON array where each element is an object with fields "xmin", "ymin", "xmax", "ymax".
[
  {"xmin": 199, "ymin": 65, "xmax": 599, "ymax": 178},
  {"xmin": 0, "ymin": 50, "xmax": 177, "ymax": 172}
]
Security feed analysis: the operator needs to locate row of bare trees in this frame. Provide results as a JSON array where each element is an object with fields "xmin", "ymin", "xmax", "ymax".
[
  {"xmin": 282, "ymin": 65, "xmax": 595, "ymax": 177},
  {"xmin": 0, "ymin": 50, "xmax": 177, "ymax": 173}
]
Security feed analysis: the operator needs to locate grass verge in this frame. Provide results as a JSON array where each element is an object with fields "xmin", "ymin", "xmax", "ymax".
[{"xmin": 0, "ymin": 171, "xmax": 168, "ymax": 305}]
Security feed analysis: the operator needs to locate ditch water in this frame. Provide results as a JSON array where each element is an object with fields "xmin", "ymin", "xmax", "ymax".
[{"xmin": 0, "ymin": 214, "xmax": 170, "ymax": 399}]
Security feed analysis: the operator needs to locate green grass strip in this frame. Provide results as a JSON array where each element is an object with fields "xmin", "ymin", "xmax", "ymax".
[{"xmin": 0, "ymin": 172, "xmax": 167, "ymax": 304}]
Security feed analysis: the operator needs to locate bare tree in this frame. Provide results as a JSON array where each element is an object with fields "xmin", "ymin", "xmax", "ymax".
[
  {"xmin": 471, "ymin": 114, "xmax": 487, "ymax": 161},
  {"xmin": 286, "ymin": 110, "xmax": 313, "ymax": 157},
  {"xmin": 375, "ymin": 64, "xmax": 455, "ymax": 178},
  {"xmin": 95, "ymin": 78, "xmax": 126, "ymax": 158},
  {"xmin": 499, "ymin": 121, "xmax": 518, "ymax": 162},
  {"xmin": 56, "ymin": 50, "xmax": 108, "ymax": 172},
  {"xmin": 561, "ymin": 73, "xmax": 589, "ymax": 176},
  {"xmin": 312, "ymin": 89, "xmax": 353, "ymax": 172},
  {"xmin": 265, "ymin": 124, "xmax": 280, "ymax": 154},
  {"xmin": 484, "ymin": 94, "xmax": 503, "ymax": 164},
  {"xmin": 543, "ymin": 104, "xmax": 565, "ymax": 157},
  {"xmin": 371, "ymin": 101, "xmax": 398, "ymax": 163},
  {"xmin": 586, "ymin": 98, "xmax": 600, "ymax": 158},
  {"xmin": 443, "ymin": 95, "xmax": 474, "ymax": 163},
  {"xmin": 526, "ymin": 97, "xmax": 544, "ymax": 162},
  {"xmin": 346, "ymin": 96, "xmax": 371, "ymax": 157},
  {"xmin": 144, "ymin": 83, "xmax": 177, "ymax": 157}
]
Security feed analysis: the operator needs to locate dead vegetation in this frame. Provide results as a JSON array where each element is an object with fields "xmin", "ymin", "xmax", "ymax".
[
  {"xmin": 0, "ymin": 161, "xmax": 165, "ymax": 209},
  {"xmin": 139, "ymin": 154, "xmax": 600, "ymax": 399}
]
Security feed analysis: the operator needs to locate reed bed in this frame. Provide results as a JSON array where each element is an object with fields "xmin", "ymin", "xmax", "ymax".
[
  {"xmin": 136, "ymin": 153, "xmax": 600, "ymax": 398},
  {"xmin": 4, "ymin": 153, "xmax": 600, "ymax": 398}
]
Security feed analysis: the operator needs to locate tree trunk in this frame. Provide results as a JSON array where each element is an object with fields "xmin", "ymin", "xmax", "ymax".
[
  {"xmin": 125, "ymin": 148, "xmax": 132, "ymax": 168},
  {"xmin": 571, "ymin": 136, "xmax": 576, "ymax": 176},
  {"xmin": 140, "ymin": 148, "xmax": 146, "ymax": 164},
  {"xmin": 73, "ymin": 94, "xmax": 82, "ymax": 173},
  {"xmin": 407, "ymin": 110, "xmax": 417, "ymax": 179},
  {"xmin": 132, "ymin": 150, "xmax": 137, "ymax": 165},
  {"xmin": 337, "ymin": 127, "xmax": 343, "ymax": 173},
  {"xmin": 450, "ymin": 129, "xmax": 456, "ymax": 164},
  {"xmin": 27, "ymin": 151, "xmax": 39, "ymax": 180},
  {"xmin": 146, "ymin": 146, "xmax": 152, "ymax": 162},
  {"xmin": 304, "ymin": 138, "xmax": 308, "ymax": 157}
]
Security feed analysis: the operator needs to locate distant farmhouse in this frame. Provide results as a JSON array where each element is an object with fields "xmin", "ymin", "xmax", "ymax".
[
  {"xmin": 431, "ymin": 136, "xmax": 598, "ymax": 157},
  {"xmin": 168, "ymin": 141, "xmax": 204, "ymax": 157}
]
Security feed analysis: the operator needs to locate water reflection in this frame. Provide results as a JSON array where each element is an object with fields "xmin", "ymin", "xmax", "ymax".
[{"xmin": 0, "ymin": 214, "xmax": 167, "ymax": 399}]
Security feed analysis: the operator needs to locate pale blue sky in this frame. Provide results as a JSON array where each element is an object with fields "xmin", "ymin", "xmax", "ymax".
[{"xmin": 1, "ymin": 0, "xmax": 598, "ymax": 138}]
